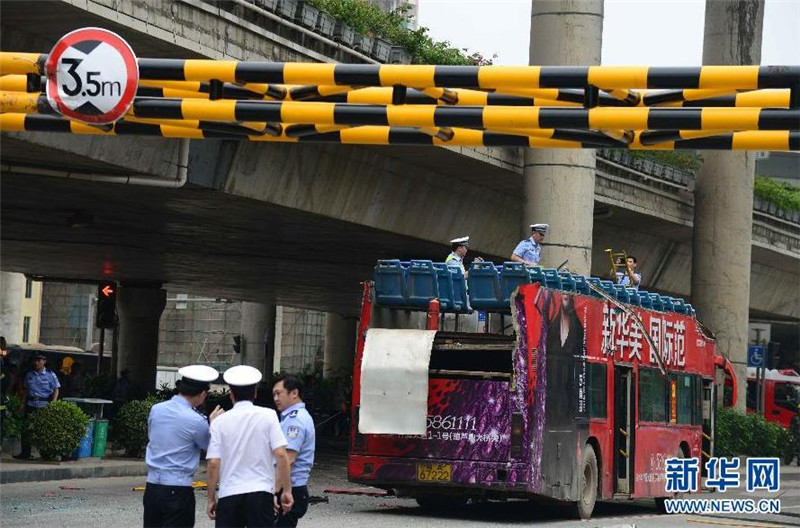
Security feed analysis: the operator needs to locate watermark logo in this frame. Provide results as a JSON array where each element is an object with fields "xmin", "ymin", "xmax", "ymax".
[
  {"xmin": 665, "ymin": 457, "xmax": 699, "ymax": 493},
  {"xmin": 746, "ymin": 458, "xmax": 780, "ymax": 492},
  {"xmin": 705, "ymin": 457, "xmax": 740, "ymax": 492}
]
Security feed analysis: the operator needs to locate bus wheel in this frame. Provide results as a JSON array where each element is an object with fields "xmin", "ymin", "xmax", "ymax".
[
  {"xmin": 575, "ymin": 444, "xmax": 598, "ymax": 520},
  {"xmin": 415, "ymin": 493, "xmax": 467, "ymax": 512}
]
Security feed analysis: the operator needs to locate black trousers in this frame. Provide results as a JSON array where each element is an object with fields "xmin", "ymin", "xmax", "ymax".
[
  {"xmin": 19, "ymin": 405, "xmax": 42, "ymax": 457},
  {"xmin": 216, "ymin": 491, "xmax": 274, "ymax": 528},
  {"xmin": 275, "ymin": 486, "xmax": 309, "ymax": 527},
  {"xmin": 143, "ymin": 483, "xmax": 195, "ymax": 527}
]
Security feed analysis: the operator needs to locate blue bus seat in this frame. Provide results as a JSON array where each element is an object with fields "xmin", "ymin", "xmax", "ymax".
[
  {"xmin": 661, "ymin": 296, "xmax": 676, "ymax": 312},
  {"xmin": 450, "ymin": 267, "xmax": 471, "ymax": 313},
  {"xmin": 557, "ymin": 271, "xmax": 576, "ymax": 292},
  {"xmin": 432, "ymin": 262, "xmax": 455, "ymax": 311},
  {"xmin": 626, "ymin": 288, "xmax": 641, "ymax": 306},
  {"xmin": 685, "ymin": 303, "xmax": 695, "ymax": 316},
  {"xmin": 612, "ymin": 285, "xmax": 630, "ymax": 303},
  {"xmin": 528, "ymin": 266, "xmax": 546, "ymax": 286},
  {"xmin": 672, "ymin": 298, "xmax": 688, "ymax": 315},
  {"xmin": 543, "ymin": 268, "xmax": 562, "ymax": 289},
  {"xmin": 587, "ymin": 277, "xmax": 604, "ymax": 298},
  {"xmin": 374, "ymin": 260, "xmax": 408, "ymax": 306},
  {"xmin": 572, "ymin": 274, "xmax": 591, "ymax": 295},
  {"xmin": 600, "ymin": 280, "xmax": 616, "ymax": 297},
  {"xmin": 407, "ymin": 260, "xmax": 439, "ymax": 308},
  {"xmin": 500, "ymin": 262, "xmax": 531, "ymax": 305},
  {"xmin": 468, "ymin": 261, "xmax": 504, "ymax": 310},
  {"xmin": 637, "ymin": 290, "xmax": 653, "ymax": 309},
  {"xmin": 649, "ymin": 293, "xmax": 664, "ymax": 311}
]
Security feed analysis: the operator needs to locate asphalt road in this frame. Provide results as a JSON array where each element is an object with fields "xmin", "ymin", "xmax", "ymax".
[{"xmin": 2, "ymin": 454, "xmax": 798, "ymax": 527}]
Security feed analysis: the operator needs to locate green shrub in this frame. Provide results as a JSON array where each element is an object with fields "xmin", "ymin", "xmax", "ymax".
[
  {"xmin": 29, "ymin": 401, "xmax": 89, "ymax": 460},
  {"xmin": 754, "ymin": 175, "xmax": 800, "ymax": 212},
  {"xmin": 2, "ymin": 394, "xmax": 25, "ymax": 439},
  {"xmin": 115, "ymin": 395, "xmax": 160, "ymax": 457},
  {"xmin": 715, "ymin": 407, "xmax": 791, "ymax": 460}
]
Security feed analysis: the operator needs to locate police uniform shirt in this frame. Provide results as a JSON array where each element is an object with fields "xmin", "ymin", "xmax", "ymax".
[
  {"xmin": 513, "ymin": 237, "xmax": 541, "ymax": 265},
  {"xmin": 206, "ymin": 401, "xmax": 287, "ymax": 499},
  {"xmin": 146, "ymin": 395, "xmax": 210, "ymax": 486},
  {"xmin": 24, "ymin": 368, "xmax": 60, "ymax": 408},
  {"xmin": 280, "ymin": 402, "xmax": 316, "ymax": 487},
  {"xmin": 616, "ymin": 271, "xmax": 642, "ymax": 290},
  {"xmin": 445, "ymin": 252, "xmax": 466, "ymax": 275}
]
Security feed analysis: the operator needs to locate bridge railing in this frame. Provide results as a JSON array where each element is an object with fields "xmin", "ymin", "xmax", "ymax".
[{"xmin": 596, "ymin": 149, "xmax": 800, "ymax": 225}]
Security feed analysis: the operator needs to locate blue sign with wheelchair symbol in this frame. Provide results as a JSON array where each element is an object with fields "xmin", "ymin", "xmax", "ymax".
[{"xmin": 747, "ymin": 345, "xmax": 765, "ymax": 367}]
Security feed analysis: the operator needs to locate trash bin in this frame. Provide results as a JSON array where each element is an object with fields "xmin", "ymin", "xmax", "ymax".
[
  {"xmin": 74, "ymin": 419, "xmax": 95, "ymax": 458},
  {"xmin": 91, "ymin": 419, "xmax": 108, "ymax": 458}
]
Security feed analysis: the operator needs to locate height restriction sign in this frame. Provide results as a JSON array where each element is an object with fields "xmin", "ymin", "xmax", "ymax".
[{"xmin": 45, "ymin": 28, "xmax": 138, "ymax": 125}]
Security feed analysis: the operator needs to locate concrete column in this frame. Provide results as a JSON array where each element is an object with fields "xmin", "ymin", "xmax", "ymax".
[
  {"xmin": 694, "ymin": 0, "xmax": 764, "ymax": 412},
  {"xmin": 240, "ymin": 302, "xmax": 277, "ymax": 380},
  {"xmin": 524, "ymin": 0, "xmax": 603, "ymax": 275},
  {"xmin": 324, "ymin": 313, "xmax": 356, "ymax": 380},
  {"xmin": 117, "ymin": 284, "xmax": 166, "ymax": 399},
  {"xmin": 0, "ymin": 272, "xmax": 24, "ymax": 343}
]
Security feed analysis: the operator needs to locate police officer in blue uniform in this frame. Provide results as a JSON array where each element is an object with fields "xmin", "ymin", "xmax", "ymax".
[
  {"xmin": 446, "ymin": 236, "xmax": 482, "ymax": 278},
  {"xmin": 511, "ymin": 223, "xmax": 548, "ymax": 267},
  {"xmin": 273, "ymin": 374, "xmax": 316, "ymax": 527},
  {"xmin": 144, "ymin": 364, "xmax": 223, "ymax": 527},
  {"xmin": 14, "ymin": 353, "xmax": 60, "ymax": 460}
]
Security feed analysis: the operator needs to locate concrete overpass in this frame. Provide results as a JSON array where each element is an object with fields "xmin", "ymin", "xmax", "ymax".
[{"xmin": 2, "ymin": 0, "xmax": 798, "ymax": 323}]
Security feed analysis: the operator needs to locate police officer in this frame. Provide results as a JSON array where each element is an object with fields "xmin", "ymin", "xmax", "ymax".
[
  {"xmin": 14, "ymin": 353, "xmax": 60, "ymax": 460},
  {"xmin": 273, "ymin": 374, "xmax": 316, "ymax": 527},
  {"xmin": 511, "ymin": 223, "xmax": 548, "ymax": 267},
  {"xmin": 206, "ymin": 365, "xmax": 293, "ymax": 527},
  {"xmin": 144, "ymin": 364, "xmax": 223, "ymax": 527},
  {"xmin": 446, "ymin": 236, "xmax": 482, "ymax": 278}
]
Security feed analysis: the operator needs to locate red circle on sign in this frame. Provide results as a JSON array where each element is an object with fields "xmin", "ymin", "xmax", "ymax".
[{"xmin": 46, "ymin": 28, "xmax": 138, "ymax": 124}]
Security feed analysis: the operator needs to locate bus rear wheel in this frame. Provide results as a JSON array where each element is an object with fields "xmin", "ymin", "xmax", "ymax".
[
  {"xmin": 574, "ymin": 444, "xmax": 598, "ymax": 520},
  {"xmin": 415, "ymin": 492, "xmax": 468, "ymax": 512}
]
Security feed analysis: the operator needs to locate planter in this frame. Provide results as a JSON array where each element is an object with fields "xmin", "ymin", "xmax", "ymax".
[
  {"xmin": 353, "ymin": 34, "xmax": 374, "ymax": 55},
  {"xmin": 333, "ymin": 21, "xmax": 355, "ymax": 47},
  {"xmin": 277, "ymin": 0, "xmax": 300, "ymax": 20},
  {"xmin": 389, "ymin": 46, "xmax": 412, "ymax": 64},
  {"xmin": 372, "ymin": 38, "xmax": 391, "ymax": 62},
  {"xmin": 316, "ymin": 12, "xmax": 335, "ymax": 38},
  {"xmin": 296, "ymin": 3, "xmax": 319, "ymax": 29},
  {"xmin": 255, "ymin": 0, "xmax": 279, "ymax": 11}
]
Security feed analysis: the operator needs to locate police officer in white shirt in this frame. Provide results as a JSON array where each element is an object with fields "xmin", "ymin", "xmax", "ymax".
[
  {"xmin": 511, "ymin": 223, "xmax": 548, "ymax": 266},
  {"xmin": 206, "ymin": 366, "xmax": 293, "ymax": 527}
]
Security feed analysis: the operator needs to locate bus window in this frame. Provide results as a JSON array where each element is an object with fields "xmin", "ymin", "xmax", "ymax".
[
  {"xmin": 675, "ymin": 373, "xmax": 693, "ymax": 425},
  {"xmin": 639, "ymin": 368, "xmax": 666, "ymax": 422},
  {"xmin": 587, "ymin": 362, "xmax": 607, "ymax": 419},
  {"xmin": 774, "ymin": 382, "xmax": 800, "ymax": 412}
]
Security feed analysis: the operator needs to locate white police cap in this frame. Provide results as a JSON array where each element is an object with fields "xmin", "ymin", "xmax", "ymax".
[
  {"xmin": 178, "ymin": 364, "xmax": 219, "ymax": 384},
  {"xmin": 450, "ymin": 236, "xmax": 470, "ymax": 246},
  {"xmin": 223, "ymin": 365, "xmax": 262, "ymax": 387},
  {"xmin": 530, "ymin": 223, "xmax": 549, "ymax": 234}
]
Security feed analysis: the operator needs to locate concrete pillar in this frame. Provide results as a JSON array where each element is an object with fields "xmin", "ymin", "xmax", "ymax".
[
  {"xmin": 324, "ymin": 313, "xmax": 356, "ymax": 379},
  {"xmin": 0, "ymin": 272, "xmax": 25, "ymax": 343},
  {"xmin": 524, "ymin": 0, "xmax": 603, "ymax": 274},
  {"xmin": 694, "ymin": 0, "xmax": 764, "ymax": 412},
  {"xmin": 117, "ymin": 284, "xmax": 166, "ymax": 399},
  {"xmin": 240, "ymin": 302, "xmax": 277, "ymax": 380}
]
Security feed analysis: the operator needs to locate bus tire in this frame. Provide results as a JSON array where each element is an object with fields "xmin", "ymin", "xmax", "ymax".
[
  {"xmin": 575, "ymin": 444, "xmax": 598, "ymax": 520},
  {"xmin": 415, "ymin": 493, "xmax": 467, "ymax": 511}
]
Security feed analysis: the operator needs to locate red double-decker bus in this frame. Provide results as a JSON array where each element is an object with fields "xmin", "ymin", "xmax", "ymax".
[{"xmin": 348, "ymin": 267, "xmax": 736, "ymax": 519}]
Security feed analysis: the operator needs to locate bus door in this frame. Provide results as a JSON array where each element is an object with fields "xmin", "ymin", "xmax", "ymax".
[
  {"xmin": 701, "ymin": 379, "xmax": 715, "ymax": 476},
  {"xmin": 614, "ymin": 366, "xmax": 634, "ymax": 494}
]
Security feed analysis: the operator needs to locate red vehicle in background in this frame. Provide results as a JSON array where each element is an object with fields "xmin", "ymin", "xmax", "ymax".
[
  {"xmin": 348, "ymin": 261, "xmax": 737, "ymax": 519},
  {"xmin": 746, "ymin": 367, "xmax": 800, "ymax": 428}
]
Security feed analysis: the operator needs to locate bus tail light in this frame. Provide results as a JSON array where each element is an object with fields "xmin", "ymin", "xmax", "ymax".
[{"xmin": 511, "ymin": 412, "xmax": 523, "ymax": 458}]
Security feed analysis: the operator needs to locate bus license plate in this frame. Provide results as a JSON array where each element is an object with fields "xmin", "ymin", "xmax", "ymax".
[{"xmin": 417, "ymin": 463, "xmax": 452, "ymax": 482}]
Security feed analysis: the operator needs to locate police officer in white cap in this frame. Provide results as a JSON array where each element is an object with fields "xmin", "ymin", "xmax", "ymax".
[
  {"xmin": 144, "ymin": 364, "xmax": 224, "ymax": 527},
  {"xmin": 446, "ymin": 236, "xmax": 482, "ymax": 277},
  {"xmin": 206, "ymin": 365, "xmax": 293, "ymax": 527},
  {"xmin": 511, "ymin": 223, "xmax": 549, "ymax": 266}
]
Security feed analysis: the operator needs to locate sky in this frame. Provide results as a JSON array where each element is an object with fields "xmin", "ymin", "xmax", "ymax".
[{"xmin": 416, "ymin": 0, "xmax": 800, "ymax": 66}]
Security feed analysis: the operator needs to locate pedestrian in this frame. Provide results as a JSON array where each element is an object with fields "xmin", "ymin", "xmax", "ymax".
[
  {"xmin": 206, "ymin": 365, "xmax": 293, "ymax": 527},
  {"xmin": 791, "ymin": 412, "xmax": 800, "ymax": 466},
  {"xmin": 144, "ymin": 364, "xmax": 223, "ymax": 528},
  {"xmin": 273, "ymin": 374, "xmax": 316, "ymax": 527},
  {"xmin": 14, "ymin": 353, "xmax": 60, "ymax": 460},
  {"xmin": 511, "ymin": 224, "xmax": 548, "ymax": 267},
  {"xmin": 615, "ymin": 255, "xmax": 642, "ymax": 289}
]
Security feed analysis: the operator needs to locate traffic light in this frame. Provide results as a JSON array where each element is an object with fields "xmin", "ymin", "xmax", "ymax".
[{"xmin": 96, "ymin": 281, "xmax": 117, "ymax": 329}]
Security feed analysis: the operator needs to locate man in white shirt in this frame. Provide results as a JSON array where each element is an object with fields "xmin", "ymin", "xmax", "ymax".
[{"xmin": 206, "ymin": 365, "xmax": 293, "ymax": 527}]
